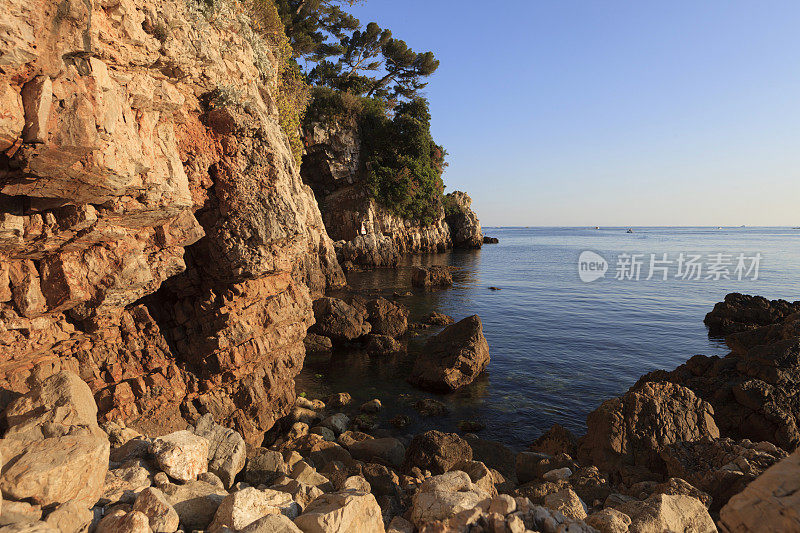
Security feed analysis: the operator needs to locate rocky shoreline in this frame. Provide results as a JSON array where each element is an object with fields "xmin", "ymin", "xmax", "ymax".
[{"xmin": 0, "ymin": 292, "xmax": 798, "ymax": 532}]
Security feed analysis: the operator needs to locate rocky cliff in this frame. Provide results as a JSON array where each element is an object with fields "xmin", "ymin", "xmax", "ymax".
[
  {"xmin": 0, "ymin": 0, "xmax": 344, "ymax": 446},
  {"xmin": 302, "ymin": 121, "xmax": 481, "ymax": 269}
]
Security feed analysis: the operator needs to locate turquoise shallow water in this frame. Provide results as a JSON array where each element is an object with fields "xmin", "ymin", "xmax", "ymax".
[{"xmin": 297, "ymin": 227, "xmax": 800, "ymax": 450}]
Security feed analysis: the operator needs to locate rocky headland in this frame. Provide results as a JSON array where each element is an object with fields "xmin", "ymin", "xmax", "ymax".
[{"xmin": 302, "ymin": 121, "xmax": 483, "ymax": 270}]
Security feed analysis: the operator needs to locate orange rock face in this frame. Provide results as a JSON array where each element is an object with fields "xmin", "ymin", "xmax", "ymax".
[{"xmin": 0, "ymin": 0, "xmax": 343, "ymax": 446}]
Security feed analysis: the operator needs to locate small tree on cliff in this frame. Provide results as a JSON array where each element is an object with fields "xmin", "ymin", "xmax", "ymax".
[
  {"xmin": 308, "ymin": 22, "xmax": 439, "ymax": 103},
  {"xmin": 274, "ymin": 0, "xmax": 361, "ymax": 60}
]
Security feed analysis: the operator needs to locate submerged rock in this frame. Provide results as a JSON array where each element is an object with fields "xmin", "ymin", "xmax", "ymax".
[
  {"xmin": 409, "ymin": 315, "xmax": 490, "ymax": 392},
  {"xmin": 411, "ymin": 265, "xmax": 453, "ymax": 289}
]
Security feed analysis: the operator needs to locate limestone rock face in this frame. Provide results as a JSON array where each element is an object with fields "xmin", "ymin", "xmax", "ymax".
[
  {"xmin": 577, "ymin": 381, "xmax": 719, "ymax": 483},
  {"xmin": 0, "ymin": 0, "xmax": 344, "ymax": 446},
  {"xmin": 410, "ymin": 315, "xmax": 490, "ymax": 392},
  {"xmin": 719, "ymin": 448, "xmax": 800, "ymax": 532},
  {"xmin": 444, "ymin": 191, "xmax": 483, "ymax": 249}
]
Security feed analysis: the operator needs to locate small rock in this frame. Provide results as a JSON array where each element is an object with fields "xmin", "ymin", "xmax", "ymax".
[
  {"xmin": 194, "ymin": 414, "xmax": 246, "ymax": 488},
  {"xmin": 161, "ymin": 480, "xmax": 228, "ymax": 531},
  {"xmin": 348, "ymin": 438, "xmax": 406, "ymax": 468},
  {"xmin": 326, "ymin": 393, "xmax": 352, "ymax": 408},
  {"xmin": 543, "ymin": 467, "xmax": 573, "ymax": 482},
  {"xmin": 365, "ymin": 334, "xmax": 403, "ymax": 356},
  {"xmin": 44, "ymin": 501, "xmax": 92, "ymax": 533},
  {"xmin": 488, "ymin": 494, "xmax": 517, "ymax": 515},
  {"xmin": 404, "ymin": 431, "xmax": 473, "ymax": 475},
  {"xmin": 457, "ymin": 420, "xmax": 485, "ymax": 432},
  {"xmin": 360, "ymin": 399, "xmax": 382, "ymax": 413},
  {"xmin": 245, "ymin": 450, "xmax": 289, "ymax": 486},
  {"xmin": 422, "ymin": 311, "xmax": 455, "ymax": 326},
  {"xmin": 304, "ymin": 333, "xmax": 333, "ymax": 355},
  {"xmin": 342, "ymin": 475, "xmax": 371, "ymax": 493},
  {"xmin": 389, "ymin": 415, "xmax": 411, "ymax": 429},
  {"xmin": 310, "ymin": 426, "xmax": 336, "ymax": 442},
  {"xmin": 198, "ymin": 471, "xmax": 226, "ymax": 489},
  {"xmin": 543, "ymin": 488, "xmax": 587, "ymax": 520},
  {"xmin": 586, "ymin": 508, "xmax": 632, "ymax": 533},
  {"xmin": 412, "ymin": 398, "xmax": 449, "ymax": 417},
  {"xmin": 96, "ymin": 509, "xmax": 151, "ymax": 533},
  {"xmin": 320, "ymin": 413, "xmax": 350, "ymax": 435}
]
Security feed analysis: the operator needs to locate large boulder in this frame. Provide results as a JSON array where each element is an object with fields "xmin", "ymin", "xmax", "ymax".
[
  {"xmin": 293, "ymin": 491, "xmax": 385, "ymax": 533},
  {"xmin": 365, "ymin": 297, "xmax": 408, "ymax": 338},
  {"xmin": 209, "ymin": 487, "xmax": 299, "ymax": 531},
  {"xmin": 409, "ymin": 471, "xmax": 490, "ymax": 527},
  {"xmin": 161, "ymin": 480, "xmax": 228, "ymax": 531},
  {"xmin": 403, "ymin": 431, "xmax": 473, "ymax": 475},
  {"xmin": 310, "ymin": 297, "xmax": 371, "ymax": 342},
  {"xmin": 194, "ymin": 413, "xmax": 246, "ymax": 488},
  {"xmin": 637, "ymin": 334, "xmax": 800, "ymax": 451},
  {"xmin": 615, "ymin": 494, "xmax": 716, "ymax": 533},
  {"xmin": 577, "ymin": 381, "xmax": 719, "ymax": 483},
  {"xmin": 719, "ymin": 448, "xmax": 800, "ymax": 532},
  {"xmin": 0, "ymin": 370, "xmax": 109, "ymax": 508},
  {"xmin": 409, "ymin": 315, "xmax": 490, "ymax": 392}
]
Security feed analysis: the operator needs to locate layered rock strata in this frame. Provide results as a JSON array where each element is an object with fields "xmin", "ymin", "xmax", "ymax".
[{"xmin": 0, "ymin": 0, "xmax": 343, "ymax": 446}]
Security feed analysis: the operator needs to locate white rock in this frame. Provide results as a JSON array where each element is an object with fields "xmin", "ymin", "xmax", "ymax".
[
  {"xmin": 293, "ymin": 491, "xmax": 384, "ymax": 533},
  {"xmin": 151, "ymin": 430, "xmax": 209, "ymax": 482},
  {"xmin": 209, "ymin": 487, "xmax": 300, "ymax": 531}
]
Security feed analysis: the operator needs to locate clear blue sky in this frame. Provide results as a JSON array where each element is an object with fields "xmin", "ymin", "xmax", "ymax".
[{"xmin": 347, "ymin": 1, "xmax": 800, "ymax": 227}]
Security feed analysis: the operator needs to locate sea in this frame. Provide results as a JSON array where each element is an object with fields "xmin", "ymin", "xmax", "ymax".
[{"xmin": 297, "ymin": 227, "xmax": 800, "ymax": 450}]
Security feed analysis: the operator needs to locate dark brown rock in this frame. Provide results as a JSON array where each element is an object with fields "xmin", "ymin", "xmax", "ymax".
[
  {"xmin": 577, "ymin": 382, "xmax": 719, "ymax": 483},
  {"xmin": 365, "ymin": 297, "xmax": 408, "ymax": 337},
  {"xmin": 310, "ymin": 297, "xmax": 371, "ymax": 343},
  {"xmin": 409, "ymin": 315, "xmax": 490, "ymax": 392},
  {"xmin": 403, "ymin": 431, "xmax": 473, "ymax": 475},
  {"xmin": 529, "ymin": 423, "xmax": 578, "ymax": 457},
  {"xmin": 704, "ymin": 293, "xmax": 800, "ymax": 336},
  {"xmin": 411, "ymin": 266, "xmax": 453, "ymax": 289}
]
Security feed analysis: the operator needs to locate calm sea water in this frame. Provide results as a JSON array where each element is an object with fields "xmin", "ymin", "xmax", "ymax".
[{"xmin": 297, "ymin": 227, "xmax": 800, "ymax": 450}]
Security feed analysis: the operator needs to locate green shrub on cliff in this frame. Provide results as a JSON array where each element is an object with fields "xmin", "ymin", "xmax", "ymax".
[{"xmin": 361, "ymin": 98, "xmax": 447, "ymax": 225}]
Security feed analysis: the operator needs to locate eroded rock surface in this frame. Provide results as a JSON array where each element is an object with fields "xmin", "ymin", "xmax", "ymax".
[{"xmin": 0, "ymin": 0, "xmax": 344, "ymax": 447}]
